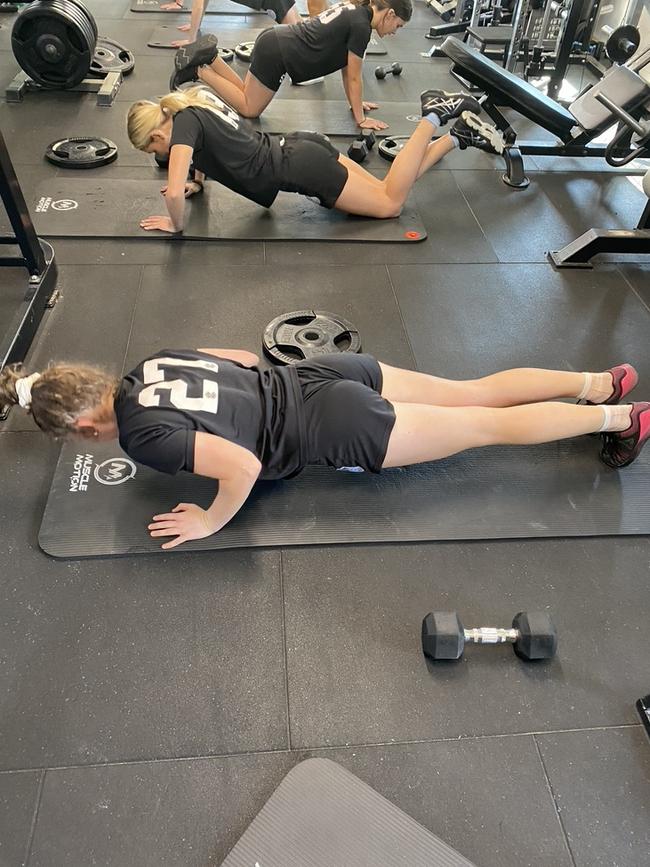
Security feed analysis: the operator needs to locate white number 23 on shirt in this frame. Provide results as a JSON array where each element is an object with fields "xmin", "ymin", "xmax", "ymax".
[{"xmin": 138, "ymin": 357, "xmax": 219, "ymax": 414}]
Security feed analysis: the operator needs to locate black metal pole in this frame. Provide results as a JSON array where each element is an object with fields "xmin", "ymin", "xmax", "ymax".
[
  {"xmin": 547, "ymin": 0, "xmax": 592, "ymax": 101},
  {"xmin": 0, "ymin": 127, "xmax": 45, "ymax": 275}
]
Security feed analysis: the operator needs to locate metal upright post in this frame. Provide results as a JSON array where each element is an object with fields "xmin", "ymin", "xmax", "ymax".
[
  {"xmin": 0, "ymin": 128, "xmax": 45, "ymax": 274},
  {"xmin": 547, "ymin": 0, "xmax": 592, "ymax": 100}
]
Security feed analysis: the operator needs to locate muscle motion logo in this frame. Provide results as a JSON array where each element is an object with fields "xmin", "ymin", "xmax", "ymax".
[{"xmin": 69, "ymin": 455, "xmax": 137, "ymax": 492}]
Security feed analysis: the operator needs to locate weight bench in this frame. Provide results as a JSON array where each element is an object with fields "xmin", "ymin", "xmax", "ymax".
[{"xmin": 440, "ymin": 36, "xmax": 650, "ymax": 188}]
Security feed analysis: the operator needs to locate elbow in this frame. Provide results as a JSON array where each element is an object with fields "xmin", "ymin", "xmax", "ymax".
[{"xmin": 241, "ymin": 351, "xmax": 260, "ymax": 367}]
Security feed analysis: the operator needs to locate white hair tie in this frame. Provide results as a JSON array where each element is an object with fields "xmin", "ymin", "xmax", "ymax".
[{"xmin": 15, "ymin": 372, "xmax": 41, "ymax": 409}]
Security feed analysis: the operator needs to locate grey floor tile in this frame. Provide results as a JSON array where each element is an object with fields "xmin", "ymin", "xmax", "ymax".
[
  {"xmin": 0, "ymin": 770, "xmax": 41, "ymax": 867},
  {"xmin": 283, "ymin": 539, "xmax": 650, "ymax": 746},
  {"xmin": 0, "ymin": 435, "xmax": 287, "ymax": 770},
  {"xmin": 30, "ymin": 737, "xmax": 572, "ymax": 867},
  {"xmin": 388, "ymin": 263, "xmax": 650, "ymax": 380},
  {"xmin": 124, "ymin": 262, "xmax": 416, "ymax": 370},
  {"xmin": 49, "ymin": 237, "xmax": 265, "ymax": 267},
  {"xmin": 618, "ymin": 264, "xmax": 650, "ymax": 304},
  {"xmin": 454, "ymin": 170, "xmax": 649, "ymax": 263},
  {"xmin": 537, "ymin": 727, "xmax": 650, "ymax": 867},
  {"xmin": 31, "ymin": 753, "xmax": 295, "ymax": 867}
]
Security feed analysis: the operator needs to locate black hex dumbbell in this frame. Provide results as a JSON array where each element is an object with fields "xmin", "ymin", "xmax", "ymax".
[
  {"xmin": 347, "ymin": 129, "xmax": 376, "ymax": 164},
  {"xmin": 421, "ymin": 610, "xmax": 558, "ymax": 661},
  {"xmin": 375, "ymin": 62, "xmax": 402, "ymax": 80}
]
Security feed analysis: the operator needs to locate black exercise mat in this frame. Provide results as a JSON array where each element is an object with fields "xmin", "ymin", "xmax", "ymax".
[
  {"xmin": 39, "ymin": 438, "xmax": 650, "ymax": 558},
  {"xmin": 30, "ymin": 180, "xmax": 427, "ymax": 243},
  {"xmin": 146, "ymin": 25, "xmax": 387, "ymax": 53},
  {"xmin": 221, "ymin": 759, "xmax": 477, "ymax": 866},
  {"xmin": 131, "ymin": 0, "xmax": 266, "ymax": 14}
]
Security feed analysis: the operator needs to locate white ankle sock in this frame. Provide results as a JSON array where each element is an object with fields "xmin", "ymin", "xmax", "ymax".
[
  {"xmin": 576, "ymin": 372, "xmax": 592, "ymax": 401},
  {"xmin": 599, "ymin": 404, "xmax": 632, "ymax": 433}
]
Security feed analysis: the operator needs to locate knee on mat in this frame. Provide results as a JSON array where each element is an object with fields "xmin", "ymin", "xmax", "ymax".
[{"xmin": 376, "ymin": 200, "xmax": 403, "ymax": 219}]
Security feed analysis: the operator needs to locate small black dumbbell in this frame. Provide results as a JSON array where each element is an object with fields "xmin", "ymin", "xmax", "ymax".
[
  {"xmin": 421, "ymin": 610, "xmax": 558, "ymax": 662},
  {"xmin": 375, "ymin": 62, "xmax": 402, "ymax": 80},
  {"xmin": 347, "ymin": 129, "xmax": 376, "ymax": 163}
]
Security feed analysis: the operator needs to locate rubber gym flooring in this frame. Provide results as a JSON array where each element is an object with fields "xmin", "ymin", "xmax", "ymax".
[{"xmin": 1, "ymin": 1, "xmax": 650, "ymax": 865}]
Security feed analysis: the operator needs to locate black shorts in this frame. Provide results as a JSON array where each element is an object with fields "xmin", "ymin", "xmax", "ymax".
[
  {"xmin": 294, "ymin": 353, "xmax": 396, "ymax": 473},
  {"xmin": 278, "ymin": 131, "xmax": 349, "ymax": 209},
  {"xmin": 261, "ymin": 0, "xmax": 295, "ymax": 21},
  {"xmin": 249, "ymin": 28, "xmax": 288, "ymax": 92}
]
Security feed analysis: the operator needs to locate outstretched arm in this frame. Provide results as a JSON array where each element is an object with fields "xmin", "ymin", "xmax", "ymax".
[
  {"xmin": 343, "ymin": 52, "xmax": 388, "ymax": 131},
  {"xmin": 149, "ymin": 432, "xmax": 262, "ymax": 549},
  {"xmin": 140, "ymin": 144, "xmax": 194, "ymax": 233}
]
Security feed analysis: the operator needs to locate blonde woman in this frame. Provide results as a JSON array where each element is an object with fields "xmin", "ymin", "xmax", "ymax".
[
  {"xmin": 126, "ymin": 85, "xmax": 504, "ymax": 232},
  {"xmin": 1, "ymin": 354, "xmax": 644, "ymax": 549}
]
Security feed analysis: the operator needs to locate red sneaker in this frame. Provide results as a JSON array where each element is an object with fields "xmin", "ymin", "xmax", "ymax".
[
  {"xmin": 600, "ymin": 401, "xmax": 650, "ymax": 468},
  {"xmin": 586, "ymin": 363, "xmax": 638, "ymax": 405}
]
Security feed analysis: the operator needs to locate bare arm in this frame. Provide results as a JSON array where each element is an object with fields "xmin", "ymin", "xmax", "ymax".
[
  {"xmin": 149, "ymin": 432, "xmax": 262, "ymax": 549},
  {"xmin": 164, "ymin": 143, "xmax": 194, "ymax": 231},
  {"xmin": 187, "ymin": 0, "xmax": 206, "ymax": 40},
  {"xmin": 345, "ymin": 52, "xmax": 365, "ymax": 126},
  {"xmin": 197, "ymin": 348, "xmax": 260, "ymax": 367}
]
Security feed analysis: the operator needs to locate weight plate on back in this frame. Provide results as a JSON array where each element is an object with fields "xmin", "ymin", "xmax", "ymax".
[
  {"xmin": 263, "ymin": 310, "xmax": 362, "ymax": 365},
  {"xmin": 45, "ymin": 136, "xmax": 118, "ymax": 168},
  {"xmin": 11, "ymin": 0, "xmax": 96, "ymax": 89},
  {"xmin": 234, "ymin": 41, "xmax": 254, "ymax": 61},
  {"xmin": 91, "ymin": 36, "xmax": 135, "ymax": 76},
  {"xmin": 378, "ymin": 136, "xmax": 410, "ymax": 162}
]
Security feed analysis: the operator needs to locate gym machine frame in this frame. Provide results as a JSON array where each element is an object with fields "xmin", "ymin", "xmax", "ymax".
[{"xmin": 0, "ymin": 128, "xmax": 57, "ymax": 401}]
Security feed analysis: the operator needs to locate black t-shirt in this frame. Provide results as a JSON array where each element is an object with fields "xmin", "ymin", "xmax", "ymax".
[
  {"xmin": 275, "ymin": 2, "xmax": 373, "ymax": 82},
  {"xmin": 170, "ymin": 100, "xmax": 284, "ymax": 208},
  {"xmin": 115, "ymin": 350, "xmax": 306, "ymax": 480}
]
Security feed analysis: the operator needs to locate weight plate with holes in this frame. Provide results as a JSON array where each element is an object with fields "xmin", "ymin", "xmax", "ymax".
[
  {"xmin": 234, "ymin": 41, "xmax": 254, "ymax": 61},
  {"xmin": 11, "ymin": 0, "xmax": 97, "ymax": 89},
  {"xmin": 378, "ymin": 136, "xmax": 410, "ymax": 162},
  {"xmin": 90, "ymin": 36, "xmax": 135, "ymax": 76},
  {"xmin": 45, "ymin": 136, "xmax": 118, "ymax": 168},
  {"xmin": 262, "ymin": 310, "xmax": 361, "ymax": 365},
  {"xmin": 218, "ymin": 46, "xmax": 234, "ymax": 62}
]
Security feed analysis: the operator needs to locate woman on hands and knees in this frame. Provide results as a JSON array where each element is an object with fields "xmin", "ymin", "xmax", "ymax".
[
  {"xmin": 169, "ymin": 0, "xmax": 412, "ymax": 132},
  {"xmin": 1, "ymin": 354, "xmax": 647, "ymax": 550},
  {"xmin": 127, "ymin": 85, "xmax": 502, "ymax": 233}
]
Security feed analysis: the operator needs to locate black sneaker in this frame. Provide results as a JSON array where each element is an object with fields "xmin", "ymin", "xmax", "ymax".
[
  {"xmin": 170, "ymin": 34, "xmax": 219, "ymax": 90},
  {"xmin": 600, "ymin": 402, "xmax": 650, "ymax": 469},
  {"xmin": 420, "ymin": 89, "xmax": 481, "ymax": 125},
  {"xmin": 450, "ymin": 111, "xmax": 506, "ymax": 154}
]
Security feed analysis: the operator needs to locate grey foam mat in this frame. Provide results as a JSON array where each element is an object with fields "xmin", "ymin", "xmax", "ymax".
[
  {"xmin": 30, "ymin": 180, "xmax": 427, "ymax": 243},
  {"xmin": 221, "ymin": 758, "xmax": 477, "ymax": 866},
  {"xmin": 39, "ymin": 437, "xmax": 650, "ymax": 558},
  {"xmin": 131, "ymin": 0, "xmax": 267, "ymax": 14}
]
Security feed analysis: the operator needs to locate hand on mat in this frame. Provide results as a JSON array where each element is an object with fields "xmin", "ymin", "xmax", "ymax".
[
  {"xmin": 140, "ymin": 215, "xmax": 177, "ymax": 233},
  {"xmin": 160, "ymin": 182, "xmax": 201, "ymax": 198},
  {"xmin": 177, "ymin": 22, "xmax": 191, "ymax": 31},
  {"xmin": 362, "ymin": 101, "xmax": 379, "ymax": 111},
  {"xmin": 359, "ymin": 117, "xmax": 388, "ymax": 131},
  {"xmin": 160, "ymin": 1, "xmax": 183, "ymax": 10},
  {"xmin": 149, "ymin": 502, "xmax": 216, "ymax": 549},
  {"xmin": 171, "ymin": 38, "xmax": 192, "ymax": 46}
]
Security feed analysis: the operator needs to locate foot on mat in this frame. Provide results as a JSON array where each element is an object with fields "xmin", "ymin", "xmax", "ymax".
[
  {"xmin": 450, "ymin": 111, "xmax": 506, "ymax": 154},
  {"xmin": 420, "ymin": 89, "xmax": 481, "ymax": 125},
  {"xmin": 600, "ymin": 401, "xmax": 650, "ymax": 468}
]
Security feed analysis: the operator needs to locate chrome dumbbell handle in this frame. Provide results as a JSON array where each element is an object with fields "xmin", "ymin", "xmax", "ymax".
[{"xmin": 464, "ymin": 627, "xmax": 519, "ymax": 645}]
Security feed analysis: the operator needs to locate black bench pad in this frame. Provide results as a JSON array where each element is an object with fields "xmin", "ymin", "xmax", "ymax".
[{"xmin": 441, "ymin": 36, "xmax": 577, "ymax": 138}]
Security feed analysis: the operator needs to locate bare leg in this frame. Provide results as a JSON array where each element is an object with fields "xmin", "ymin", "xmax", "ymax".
[
  {"xmin": 334, "ymin": 120, "xmax": 436, "ymax": 217},
  {"xmin": 382, "ymin": 401, "xmax": 622, "ymax": 468},
  {"xmin": 378, "ymin": 364, "xmax": 604, "ymax": 407},
  {"xmin": 197, "ymin": 65, "xmax": 274, "ymax": 116},
  {"xmin": 416, "ymin": 133, "xmax": 456, "ymax": 179},
  {"xmin": 307, "ymin": 0, "xmax": 328, "ymax": 14}
]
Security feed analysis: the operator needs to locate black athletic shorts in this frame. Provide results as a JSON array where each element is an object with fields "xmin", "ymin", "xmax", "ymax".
[
  {"xmin": 249, "ymin": 28, "xmax": 288, "ymax": 91},
  {"xmin": 294, "ymin": 353, "xmax": 396, "ymax": 473},
  {"xmin": 278, "ymin": 131, "xmax": 349, "ymax": 209}
]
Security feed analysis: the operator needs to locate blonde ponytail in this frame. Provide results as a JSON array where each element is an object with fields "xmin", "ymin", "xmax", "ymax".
[{"xmin": 127, "ymin": 86, "xmax": 222, "ymax": 151}]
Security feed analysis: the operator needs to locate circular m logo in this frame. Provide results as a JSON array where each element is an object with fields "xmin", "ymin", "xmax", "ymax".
[
  {"xmin": 94, "ymin": 458, "xmax": 137, "ymax": 486},
  {"xmin": 51, "ymin": 199, "xmax": 78, "ymax": 211}
]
